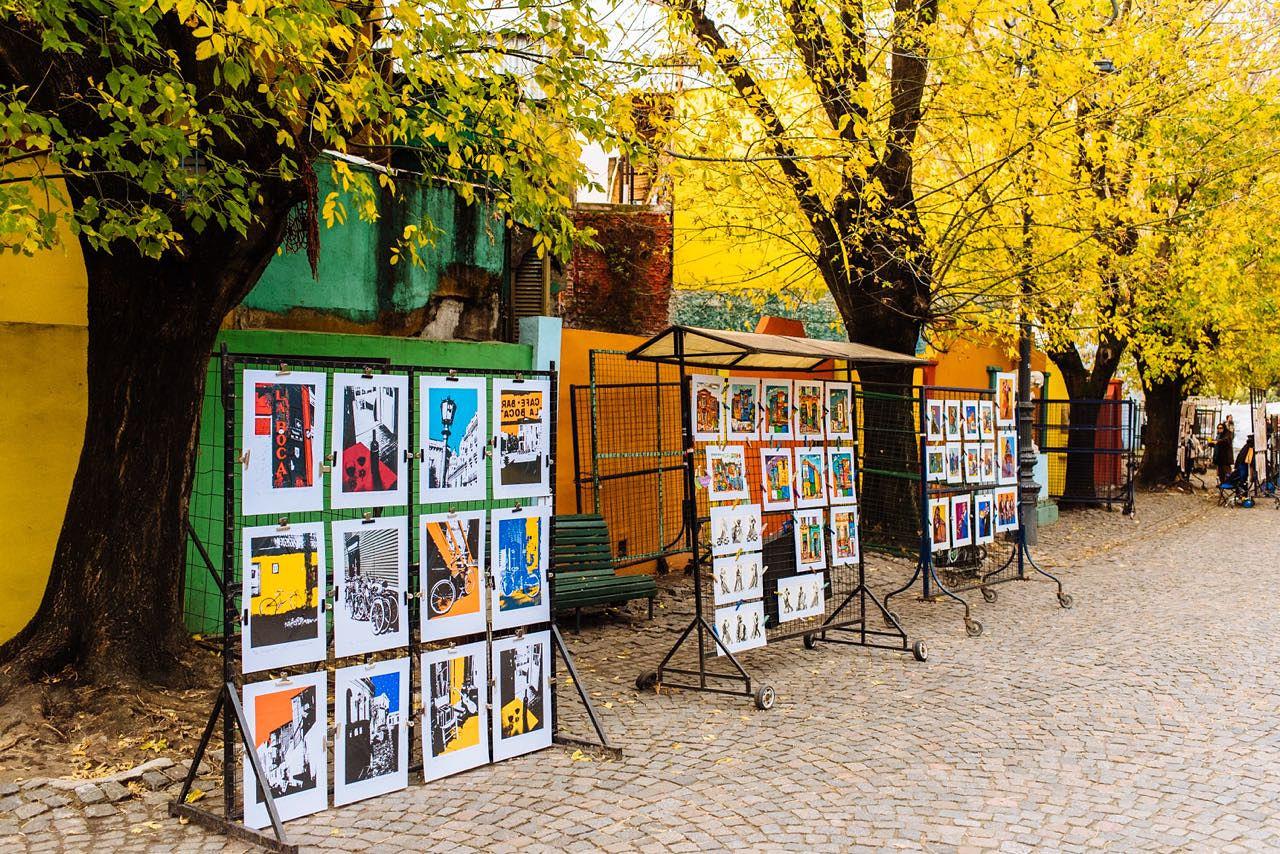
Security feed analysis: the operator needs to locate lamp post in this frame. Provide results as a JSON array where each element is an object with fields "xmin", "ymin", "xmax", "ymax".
[
  {"xmin": 1017, "ymin": 319, "xmax": 1039, "ymax": 546},
  {"xmin": 440, "ymin": 396, "xmax": 457, "ymax": 488}
]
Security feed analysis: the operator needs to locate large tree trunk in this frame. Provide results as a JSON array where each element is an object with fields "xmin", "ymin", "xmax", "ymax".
[
  {"xmin": 1135, "ymin": 369, "xmax": 1184, "ymax": 487},
  {"xmin": 0, "ymin": 192, "xmax": 297, "ymax": 686}
]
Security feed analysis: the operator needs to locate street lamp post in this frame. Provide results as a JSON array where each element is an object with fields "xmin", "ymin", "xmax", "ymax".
[
  {"xmin": 1017, "ymin": 318, "xmax": 1039, "ymax": 546},
  {"xmin": 440, "ymin": 396, "xmax": 457, "ymax": 488}
]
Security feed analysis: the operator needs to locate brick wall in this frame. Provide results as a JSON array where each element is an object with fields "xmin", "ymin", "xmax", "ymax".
[{"xmin": 562, "ymin": 204, "xmax": 673, "ymax": 336}]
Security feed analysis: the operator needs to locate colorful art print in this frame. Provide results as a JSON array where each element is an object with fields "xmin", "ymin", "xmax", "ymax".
[
  {"xmin": 708, "ymin": 504, "xmax": 763, "ymax": 557},
  {"xmin": 950, "ymin": 494, "xmax": 972, "ymax": 547},
  {"xmin": 242, "ymin": 523, "xmax": 327, "ymax": 674},
  {"xmin": 420, "ymin": 511, "xmax": 487, "ymax": 642},
  {"xmin": 792, "ymin": 509, "xmax": 826, "ymax": 571},
  {"xmin": 334, "ymin": 658, "xmax": 409, "ymax": 806},
  {"xmin": 998, "ymin": 430, "xmax": 1018, "ymax": 485},
  {"xmin": 492, "ymin": 379, "xmax": 551, "ymax": 500},
  {"xmin": 705, "ymin": 445, "xmax": 750, "ymax": 502},
  {"xmin": 421, "ymin": 642, "xmax": 490, "ymax": 782},
  {"xmin": 332, "ymin": 516, "xmax": 408, "ymax": 658},
  {"xmin": 759, "ymin": 447, "xmax": 794, "ymax": 511},
  {"xmin": 994, "ymin": 486, "xmax": 1018, "ymax": 533},
  {"xmin": 944, "ymin": 399, "xmax": 962, "ymax": 440},
  {"xmin": 928, "ymin": 498, "xmax": 951, "ymax": 552},
  {"xmin": 925, "ymin": 447, "xmax": 946, "ymax": 482},
  {"xmin": 241, "ymin": 370, "xmax": 326, "ymax": 517},
  {"xmin": 761, "ymin": 380, "xmax": 793, "ymax": 437},
  {"xmin": 827, "ymin": 447, "xmax": 857, "ymax": 505},
  {"xmin": 712, "ymin": 601, "xmax": 767, "ymax": 657},
  {"xmin": 795, "ymin": 450, "xmax": 826, "ymax": 508},
  {"xmin": 964, "ymin": 446, "xmax": 981, "ymax": 483},
  {"xmin": 491, "ymin": 631, "xmax": 552, "ymax": 762},
  {"xmin": 242, "ymin": 672, "xmax": 327, "ymax": 829},
  {"xmin": 830, "ymin": 507, "xmax": 860, "ymax": 567},
  {"xmin": 776, "ymin": 572, "xmax": 825, "ymax": 622},
  {"xmin": 973, "ymin": 493, "xmax": 995, "ymax": 544},
  {"xmin": 995, "ymin": 372, "xmax": 1017, "ymax": 426},
  {"xmin": 726, "ymin": 379, "xmax": 761, "ymax": 440},
  {"xmin": 331, "ymin": 373, "xmax": 408, "ymax": 510},
  {"xmin": 980, "ymin": 442, "xmax": 996, "ymax": 484},
  {"xmin": 825, "ymin": 383, "xmax": 854, "ymax": 440},
  {"xmin": 925, "ymin": 399, "xmax": 945, "ymax": 442},
  {"xmin": 979, "ymin": 400, "xmax": 995, "ymax": 438},
  {"xmin": 490, "ymin": 507, "xmax": 550, "ymax": 631},
  {"xmin": 945, "ymin": 442, "xmax": 964, "ymax": 484},
  {"xmin": 421, "ymin": 376, "xmax": 487, "ymax": 505},
  {"xmin": 690, "ymin": 374, "xmax": 725, "ymax": 441},
  {"xmin": 793, "ymin": 380, "xmax": 825, "ymax": 438},
  {"xmin": 713, "ymin": 553, "xmax": 764, "ymax": 605},
  {"xmin": 961, "ymin": 400, "xmax": 981, "ymax": 442}
]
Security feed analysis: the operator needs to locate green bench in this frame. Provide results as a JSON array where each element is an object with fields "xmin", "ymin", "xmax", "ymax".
[{"xmin": 552, "ymin": 514, "xmax": 656, "ymax": 632}]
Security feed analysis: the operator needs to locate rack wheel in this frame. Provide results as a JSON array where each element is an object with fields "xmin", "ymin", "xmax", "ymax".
[
  {"xmin": 1058, "ymin": 593, "xmax": 1074, "ymax": 610},
  {"xmin": 981, "ymin": 587, "xmax": 997, "ymax": 603},
  {"xmin": 964, "ymin": 618, "xmax": 983, "ymax": 638},
  {"xmin": 885, "ymin": 610, "xmax": 899, "ymax": 627},
  {"xmin": 754, "ymin": 684, "xmax": 776, "ymax": 711},
  {"xmin": 912, "ymin": 640, "xmax": 928, "ymax": 662},
  {"xmin": 636, "ymin": 670, "xmax": 658, "ymax": 691},
  {"xmin": 803, "ymin": 634, "xmax": 817, "ymax": 650}
]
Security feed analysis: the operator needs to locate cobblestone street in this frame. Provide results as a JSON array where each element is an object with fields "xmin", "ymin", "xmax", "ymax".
[{"xmin": 6, "ymin": 493, "xmax": 1280, "ymax": 852}]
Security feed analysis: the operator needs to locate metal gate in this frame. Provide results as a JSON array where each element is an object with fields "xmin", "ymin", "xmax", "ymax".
[{"xmin": 1034, "ymin": 398, "xmax": 1137, "ymax": 514}]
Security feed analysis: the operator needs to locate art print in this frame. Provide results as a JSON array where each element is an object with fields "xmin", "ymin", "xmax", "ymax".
[
  {"xmin": 827, "ymin": 447, "xmax": 857, "ymax": 505},
  {"xmin": 713, "ymin": 553, "xmax": 764, "ymax": 605},
  {"xmin": 830, "ymin": 507, "xmax": 860, "ymax": 567},
  {"xmin": 825, "ymin": 381, "xmax": 854, "ymax": 440},
  {"xmin": 334, "ymin": 658, "xmax": 409, "ymax": 806},
  {"xmin": 944, "ymin": 399, "xmax": 962, "ymax": 440},
  {"xmin": 929, "ymin": 498, "xmax": 951, "ymax": 552},
  {"xmin": 421, "ymin": 511, "xmax": 487, "ymax": 642},
  {"xmin": 241, "ymin": 369, "xmax": 326, "ymax": 517},
  {"xmin": 776, "ymin": 573, "xmax": 824, "ymax": 622},
  {"xmin": 973, "ymin": 492, "xmax": 995, "ymax": 544},
  {"xmin": 422, "ymin": 641, "xmax": 489, "ymax": 782},
  {"xmin": 242, "ymin": 523, "xmax": 326, "ymax": 674},
  {"xmin": 760, "ymin": 447, "xmax": 794, "ymax": 511},
  {"xmin": 980, "ymin": 442, "xmax": 996, "ymax": 484},
  {"xmin": 491, "ymin": 631, "xmax": 552, "ymax": 762},
  {"xmin": 690, "ymin": 374, "xmax": 725, "ymax": 442},
  {"xmin": 998, "ymin": 430, "xmax": 1018, "ymax": 485},
  {"xmin": 945, "ymin": 442, "xmax": 964, "ymax": 485},
  {"xmin": 795, "ymin": 449, "xmax": 826, "ymax": 509},
  {"xmin": 332, "ymin": 516, "xmax": 408, "ymax": 658},
  {"xmin": 979, "ymin": 400, "xmax": 995, "ymax": 438},
  {"xmin": 726, "ymin": 379, "xmax": 760, "ymax": 440},
  {"xmin": 964, "ymin": 445, "xmax": 981, "ymax": 483},
  {"xmin": 995, "ymin": 486, "xmax": 1018, "ymax": 533},
  {"xmin": 794, "ymin": 380, "xmax": 824, "ymax": 439},
  {"xmin": 705, "ymin": 445, "xmax": 749, "ymax": 502},
  {"xmin": 331, "ymin": 373, "xmax": 408, "ymax": 510},
  {"xmin": 792, "ymin": 509, "xmax": 826, "ymax": 571},
  {"xmin": 926, "ymin": 399, "xmax": 945, "ymax": 442},
  {"xmin": 492, "ymin": 379, "xmax": 551, "ymax": 500},
  {"xmin": 421, "ymin": 376, "xmax": 487, "ymax": 504},
  {"xmin": 995, "ymin": 372, "xmax": 1017, "ymax": 426},
  {"xmin": 712, "ymin": 601, "xmax": 767, "ymax": 657},
  {"xmin": 951, "ymin": 494, "xmax": 972, "ymax": 547},
  {"xmin": 761, "ymin": 380, "xmax": 793, "ymax": 438},
  {"xmin": 925, "ymin": 447, "xmax": 946, "ymax": 482},
  {"xmin": 242, "ymin": 672, "xmax": 327, "ymax": 829},
  {"xmin": 490, "ymin": 506, "xmax": 550, "ymax": 631},
  {"xmin": 961, "ymin": 399, "xmax": 981, "ymax": 442},
  {"xmin": 708, "ymin": 504, "xmax": 762, "ymax": 557}
]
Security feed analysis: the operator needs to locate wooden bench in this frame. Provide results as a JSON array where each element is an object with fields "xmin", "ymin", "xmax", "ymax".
[{"xmin": 552, "ymin": 514, "xmax": 656, "ymax": 632}]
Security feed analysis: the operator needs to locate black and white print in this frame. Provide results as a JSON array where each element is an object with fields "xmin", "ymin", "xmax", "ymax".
[
  {"xmin": 712, "ymin": 601, "xmax": 767, "ymax": 657},
  {"xmin": 776, "ymin": 572, "xmax": 825, "ymax": 622},
  {"xmin": 712, "ymin": 553, "xmax": 763, "ymax": 605},
  {"xmin": 492, "ymin": 378, "xmax": 551, "ymax": 500},
  {"xmin": 331, "ymin": 373, "xmax": 409, "ymax": 510},
  {"xmin": 421, "ymin": 375, "xmax": 487, "ymax": 504},
  {"xmin": 331, "ymin": 516, "xmax": 408, "ymax": 658},
  {"xmin": 242, "ymin": 671, "xmax": 327, "ymax": 829},
  {"xmin": 421, "ymin": 641, "xmax": 490, "ymax": 783},
  {"xmin": 708, "ymin": 504, "xmax": 762, "ymax": 557},
  {"xmin": 491, "ymin": 631, "xmax": 552, "ymax": 762},
  {"xmin": 334, "ymin": 658, "xmax": 409, "ymax": 806}
]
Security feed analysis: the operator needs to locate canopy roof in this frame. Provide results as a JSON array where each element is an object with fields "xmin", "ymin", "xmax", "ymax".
[{"xmin": 627, "ymin": 325, "xmax": 930, "ymax": 372}]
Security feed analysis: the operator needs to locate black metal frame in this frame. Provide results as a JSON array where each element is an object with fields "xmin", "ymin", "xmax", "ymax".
[
  {"xmin": 1033, "ymin": 397, "xmax": 1137, "ymax": 515},
  {"xmin": 171, "ymin": 347, "xmax": 614, "ymax": 852}
]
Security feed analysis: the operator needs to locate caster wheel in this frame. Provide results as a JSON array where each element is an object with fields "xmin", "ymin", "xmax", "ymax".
[
  {"xmin": 965, "ymin": 618, "xmax": 983, "ymax": 638},
  {"xmin": 884, "ymin": 611, "xmax": 899, "ymax": 627},
  {"xmin": 803, "ymin": 634, "xmax": 817, "ymax": 650},
  {"xmin": 635, "ymin": 670, "xmax": 658, "ymax": 691},
  {"xmin": 981, "ymin": 587, "xmax": 997, "ymax": 603},
  {"xmin": 1058, "ymin": 593, "xmax": 1074, "ymax": 610},
  {"xmin": 912, "ymin": 640, "xmax": 928, "ymax": 662},
  {"xmin": 754, "ymin": 684, "xmax": 776, "ymax": 710}
]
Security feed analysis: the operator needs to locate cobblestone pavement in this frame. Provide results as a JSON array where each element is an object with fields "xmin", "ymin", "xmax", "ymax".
[{"xmin": 7, "ymin": 492, "xmax": 1280, "ymax": 852}]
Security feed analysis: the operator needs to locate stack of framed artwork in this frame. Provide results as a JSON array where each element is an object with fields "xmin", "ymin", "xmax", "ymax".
[{"xmin": 175, "ymin": 350, "xmax": 609, "ymax": 852}]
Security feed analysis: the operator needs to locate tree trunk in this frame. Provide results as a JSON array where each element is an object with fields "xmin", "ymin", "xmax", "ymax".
[
  {"xmin": 0, "ymin": 193, "xmax": 297, "ymax": 686},
  {"xmin": 1136, "ymin": 370, "xmax": 1184, "ymax": 487},
  {"xmin": 856, "ymin": 362, "xmax": 922, "ymax": 552},
  {"xmin": 1048, "ymin": 336, "xmax": 1125, "ymax": 508}
]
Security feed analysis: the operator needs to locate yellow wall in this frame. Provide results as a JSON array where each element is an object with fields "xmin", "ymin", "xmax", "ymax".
[{"xmin": 0, "ymin": 184, "xmax": 88, "ymax": 642}]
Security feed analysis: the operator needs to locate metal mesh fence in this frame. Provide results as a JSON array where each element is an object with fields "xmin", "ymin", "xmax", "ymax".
[{"xmin": 1034, "ymin": 398, "xmax": 1135, "ymax": 513}]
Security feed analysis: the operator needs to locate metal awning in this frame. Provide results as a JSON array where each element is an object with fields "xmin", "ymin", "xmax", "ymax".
[{"xmin": 627, "ymin": 325, "xmax": 930, "ymax": 371}]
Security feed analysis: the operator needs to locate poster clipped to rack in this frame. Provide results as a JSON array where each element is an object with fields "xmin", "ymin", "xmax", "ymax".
[
  {"xmin": 242, "ymin": 671, "xmax": 328, "ymax": 829},
  {"xmin": 825, "ymin": 381, "xmax": 854, "ymax": 440},
  {"xmin": 690, "ymin": 374, "xmax": 725, "ymax": 441},
  {"xmin": 331, "ymin": 516, "xmax": 409, "ymax": 658},
  {"xmin": 705, "ymin": 445, "xmax": 749, "ymax": 502},
  {"xmin": 491, "ymin": 631, "xmax": 552, "ymax": 761},
  {"xmin": 241, "ymin": 369, "xmax": 327, "ymax": 517},
  {"xmin": 333, "ymin": 658, "xmax": 410, "ymax": 807},
  {"xmin": 493, "ymin": 379, "xmax": 551, "ymax": 499},
  {"xmin": 777, "ymin": 573, "xmax": 825, "ymax": 622},
  {"xmin": 241, "ymin": 522, "xmax": 327, "ymax": 674},
  {"xmin": 713, "ymin": 553, "xmax": 763, "ymax": 605},
  {"xmin": 490, "ymin": 505, "xmax": 550, "ymax": 631},
  {"xmin": 420, "ymin": 376, "xmax": 487, "ymax": 504},
  {"xmin": 421, "ymin": 641, "xmax": 490, "ymax": 783},
  {"xmin": 713, "ymin": 601, "xmax": 767, "ymax": 656},
  {"xmin": 331, "ymin": 372, "xmax": 409, "ymax": 510},
  {"xmin": 726, "ymin": 378, "xmax": 760, "ymax": 440},
  {"xmin": 709, "ymin": 503, "xmax": 762, "ymax": 556},
  {"xmin": 420, "ymin": 511, "xmax": 487, "ymax": 642}
]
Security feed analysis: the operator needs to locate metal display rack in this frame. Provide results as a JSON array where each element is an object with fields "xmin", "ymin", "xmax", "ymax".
[
  {"xmin": 172, "ymin": 348, "xmax": 612, "ymax": 852},
  {"xmin": 626, "ymin": 326, "xmax": 931, "ymax": 709}
]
